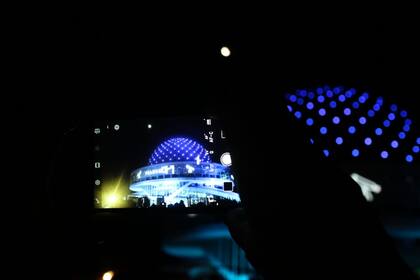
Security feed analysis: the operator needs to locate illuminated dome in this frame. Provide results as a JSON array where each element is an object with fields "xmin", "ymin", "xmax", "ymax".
[{"xmin": 149, "ymin": 137, "xmax": 211, "ymax": 165}]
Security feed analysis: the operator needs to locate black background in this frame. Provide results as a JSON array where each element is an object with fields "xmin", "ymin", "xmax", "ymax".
[{"xmin": 11, "ymin": 4, "xmax": 420, "ymax": 279}]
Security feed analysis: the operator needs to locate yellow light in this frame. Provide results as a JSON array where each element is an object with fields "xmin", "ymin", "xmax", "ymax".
[
  {"xmin": 100, "ymin": 174, "xmax": 130, "ymax": 208},
  {"xmin": 220, "ymin": 46, "xmax": 231, "ymax": 57},
  {"xmin": 102, "ymin": 271, "xmax": 114, "ymax": 280},
  {"xmin": 108, "ymin": 194, "xmax": 117, "ymax": 204}
]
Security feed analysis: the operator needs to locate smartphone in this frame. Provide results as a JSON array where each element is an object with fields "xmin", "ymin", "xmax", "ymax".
[{"xmin": 93, "ymin": 115, "xmax": 241, "ymax": 211}]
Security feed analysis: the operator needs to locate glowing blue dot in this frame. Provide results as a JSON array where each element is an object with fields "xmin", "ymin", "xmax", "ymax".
[
  {"xmin": 359, "ymin": 117, "xmax": 367, "ymax": 125},
  {"xmin": 287, "ymin": 105, "xmax": 293, "ymax": 112},
  {"xmin": 375, "ymin": 128, "xmax": 383, "ymax": 136},
  {"xmin": 400, "ymin": 110, "xmax": 408, "ymax": 118},
  {"xmin": 405, "ymin": 119, "xmax": 412, "ymax": 126},
  {"xmin": 326, "ymin": 91, "xmax": 334, "ymax": 98},
  {"xmin": 383, "ymin": 120, "xmax": 391, "ymax": 127},
  {"xmin": 352, "ymin": 102, "xmax": 360, "ymax": 109},
  {"xmin": 368, "ymin": 110, "xmax": 375, "ymax": 117},
  {"xmin": 399, "ymin": 132, "xmax": 406, "ymax": 139},
  {"xmin": 297, "ymin": 98, "xmax": 304, "ymax": 105},
  {"xmin": 403, "ymin": 125, "xmax": 410, "ymax": 132},
  {"xmin": 316, "ymin": 88, "xmax": 323, "ymax": 94},
  {"xmin": 308, "ymin": 92, "xmax": 315, "ymax": 99},
  {"xmin": 406, "ymin": 155, "xmax": 413, "ymax": 163},
  {"xmin": 299, "ymin": 90, "xmax": 307, "ymax": 97},
  {"xmin": 352, "ymin": 149, "xmax": 360, "ymax": 157},
  {"xmin": 373, "ymin": 104, "xmax": 381, "ymax": 111},
  {"xmin": 390, "ymin": 104, "xmax": 397, "ymax": 112},
  {"xmin": 333, "ymin": 116, "xmax": 340, "ymax": 124},
  {"xmin": 306, "ymin": 102, "xmax": 314, "ymax": 110},
  {"xmin": 310, "ymin": 138, "xmax": 314, "ymax": 144},
  {"xmin": 336, "ymin": 137, "xmax": 343, "ymax": 145},
  {"xmin": 345, "ymin": 91, "xmax": 352, "ymax": 98},
  {"xmin": 358, "ymin": 96, "xmax": 366, "ymax": 103},
  {"xmin": 320, "ymin": 127, "xmax": 328, "ymax": 134},
  {"xmin": 344, "ymin": 108, "xmax": 351, "ymax": 116},
  {"xmin": 333, "ymin": 87, "xmax": 341, "ymax": 94},
  {"xmin": 319, "ymin": 108, "xmax": 326, "ymax": 116},
  {"xmin": 381, "ymin": 151, "xmax": 389, "ymax": 159},
  {"xmin": 365, "ymin": 137, "xmax": 372, "ymax": 145},
  {"xmin": 348, "ymin": 126, "xmax": 356, "ymax": 134},
  {"xmin": 391, "ymin": 140, "xmax": 399, "ymax": 148},
  {"xmin": 317, "ymin": 95, "xmax": 325, "ymax": 103},
  {"xmin": 362, "ymin": 92, "xmax": 369, "ymax": 99},
  {"xmin": 289, "ymin": 95, "xmax": 297, "ymax": 102},
  {"xmin": 329, "ymin": 101, "xmax": 337, "ymax": 108},
  {"xmin": 306, "ymin": 118, "xmax": 314, "ymax": 126},
  {"xmin": 413, "ymin": 146, "xmax": 419, "ymax": 153},
  {"xmin": 323, "ymin": 150, "xmax": 330, "ymax": 157},
  {"xmin": 377, "ymin": 97, "xmax": 384, "ymax": 105},
  {"xmin": 294, "ymin": 111, "xmax": 302, "ymax": 119},
  {"xmin": 338, "ymin": 95, "xmax": 346, "ymax": 102},
  {"xmin": 417, "ymin": 138, "xmax": 420, "ymax": 145},
  {"xmin": 388, "ymin": 113, "xmax": 395, "ymax": 121}
]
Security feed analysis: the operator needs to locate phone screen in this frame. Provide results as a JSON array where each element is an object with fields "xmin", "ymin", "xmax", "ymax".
[{"xmin": 93, "ymin": 116, "xmax": 241, "ymax": 209}]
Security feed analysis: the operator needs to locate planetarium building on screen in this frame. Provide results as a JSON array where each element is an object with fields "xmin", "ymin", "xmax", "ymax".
[{"xmin": 129, "ymin": 137, "xmax": 240, "ymax": 207}]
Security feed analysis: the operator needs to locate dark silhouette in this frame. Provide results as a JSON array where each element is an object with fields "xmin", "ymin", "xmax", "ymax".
[{"xmin": 225, "ymin": 97, "xmax": 418, "ymax": 279}]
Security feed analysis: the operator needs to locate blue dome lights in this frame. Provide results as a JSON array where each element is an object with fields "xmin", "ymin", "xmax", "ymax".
[
  {"xmin": 306, "ymin": 102, "xmax": 314, "ymax": 110},
  {"xmin": 406, "ymin": 155, "xmax": 414, "ymax": 163},
  {"xmin": 149, "ymin": 137, "xmax": 211, "ymax": 165},
  {"xmin": 352, "ymin": 102, "xmax": 360, "ymax": 109},
  {"xmin": 365, "ymin": 137, "xmax": 373, "ymax": 146},
  {"xmin": 289, "ymin": 95, "xmax": 297, "ymax": 102},
  {"xmin": 388, "ymin": 113, "xmax": 396, "ymax": 121},
  {"xmin": 381, "ymin": 151, "xmax": 389, "ymax": 159},
  {"xmin": 352, "ymin": 149, "xmax": 360, "ymax": 157},
  {"xmin": 334, "ymin": 87, "xmax": 342, "ymax": 94},
  {"xmin": 319, "ymin": 108, "xmax": 327, "ymax": 116},
  {"xmin": 298, "ymin": 90, "xmax": 307, "ymax": 97},
  {"xmin": 390, "ymin": 104, "xmax": 398, "ymax": 112},
  {"xmin": 326, "ymin": 91, "xmax": 334, "ymax": 98},
  {"xmin": 130, "ymin": 137, "xmax": 240, "ymax": 207},
  {"xmin": 306, "ymin": 118, "xmax": 314, "ymax": 126},
  {"xmin": 344, "ymin": 108, "xmax": 352, "ymax": 116},
  {"xmin": 317, "ymin": 95, "xmax": 325, "ymax": 103},
  {"xmin": 284, "ymin": 86, "xmax": 417, "ymax": 163}
]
